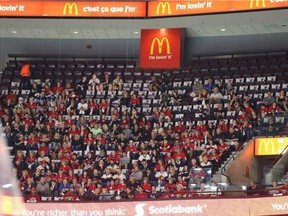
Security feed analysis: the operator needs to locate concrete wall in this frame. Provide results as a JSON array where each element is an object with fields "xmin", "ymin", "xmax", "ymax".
[
  {"xmin": 1, "ymin": 32, "xmax": 288, "ymax": 70},
  {"xmin": 226, "ymin": 140, "xmax": 259, "ymax": 186}
]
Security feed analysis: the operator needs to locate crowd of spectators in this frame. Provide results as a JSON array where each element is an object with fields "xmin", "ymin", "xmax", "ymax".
[{"xmin": 0, "ymin": 72, "xmax": 287, "ymax": 202}]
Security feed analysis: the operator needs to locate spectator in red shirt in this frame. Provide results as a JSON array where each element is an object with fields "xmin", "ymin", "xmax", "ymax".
[
  {"xmin": 26, "ymin": 187, "xmax": 40, "ymax": 202},
  {"xmin": 217, "ymin": 138, "xmax": 230, "ymax": 161},
  {"xmin": 6, "ymin": 91, "xmax": 17, "ymax": 104},
  {"xmin": 99, "ymin": 98, "xmax": 110, "ymax": 116},
  {"xmin": 53, "ymin": 82, "xmax": 64, "ymax": 95},
  {"xmin": 267, "ymin": 102, "xmax": 282, "ymax": 114},
  {"xmin": 130, "ymin": 93, "xmax": 141, "ymax": 107},
  {"xmin": 173, "ymin": 184, "xmax": 186, "ymax": 198},
  {"xmin": 196, "ymin": 121, "xmax": 207, "ymax": 135},
  {"xmin": 174, "ymin": 120, "xmax": 186, "ymax": 133},
  {"xmin": 141, "ymin": 177, "xmax": 151, "ymax": 193},
  {"xmin": 134, "ymin": 186, "xmax": 148, "ymax": 199}
]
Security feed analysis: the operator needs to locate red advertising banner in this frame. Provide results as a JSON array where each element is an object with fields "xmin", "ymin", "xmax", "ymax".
[
  {"xmin": 250, "ymin": 196, "xmax": 288, "ymax": 216},
  {"xmin": 0, "ymin": 1, "xmax": 146, "ymax": 17},
  {"xmin": 24, "ymin": 198, "xmax": 250, "ymax": 216},
  {"xmin": 22, "ymin": 196, "xmax": 288, "ymax": 216},
  {"xmin": 148, "ymin": 0, "xmax": 288, "ymax": 17},
  {"xmin": 140, "ymin": 28, "xmax": 182, "ymax": 69}
]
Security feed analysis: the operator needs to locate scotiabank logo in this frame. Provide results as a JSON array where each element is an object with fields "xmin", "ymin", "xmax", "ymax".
[
  {"xmin": 135, "ymin": 204, "xmax": 146, "ymax": 216},
  {"xmin": 63, "ymin": 3, "xmax": 79, "ymax": 15},
  {"xmin": 135, "ymin": 203, "xmax": 208, "ymax": 215},
  {"xmin": 156, "ymin": 2, "xmax": 171, "ymax": 15},
  {"xmin": 250, "ymin": 0, "xmax": 266, "ymax": 8},
  {"xmin": 150, "ymin": 37, "xmax": 171, "ymax": 55}
]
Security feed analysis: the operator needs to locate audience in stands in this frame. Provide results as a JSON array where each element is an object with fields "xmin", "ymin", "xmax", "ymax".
[{"xmin": 0, "ymin": 62, "xmax": 287, "ymax": 202}]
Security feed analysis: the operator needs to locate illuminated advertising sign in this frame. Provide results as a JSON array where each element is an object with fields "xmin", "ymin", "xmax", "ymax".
[
  {"xmin": 0, "ymin": 1, "xmax": 147, "ymax": 17},
  {"xmin": 24, "ymin": 198, "xmax": 250, "ymax": 216},
  {"xmin": 140, "ymin": 28, "xmax": 183, "ymax": 69},
  {"xmin": 255, "ymin": 137, "xmax": 288, "ymax": 156},
  {"xmin": 23, "ymin": 196, "xmax": 288, "ymax": 216},
  {"xmin": 148, "ymin": 0, "xmax": 288, "ymax": 17}
]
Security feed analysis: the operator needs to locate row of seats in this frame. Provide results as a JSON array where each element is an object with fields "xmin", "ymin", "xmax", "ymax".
[{"xmin": 6, "ymin": 60, "xmax": 136, "ymax": 69}]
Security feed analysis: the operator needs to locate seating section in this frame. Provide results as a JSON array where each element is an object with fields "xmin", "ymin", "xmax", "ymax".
[{"xmin": 0, "ymin": 52, "xmax": 287, "ymax": 202}]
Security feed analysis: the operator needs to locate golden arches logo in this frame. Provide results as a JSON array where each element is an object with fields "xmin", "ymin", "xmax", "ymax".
[
  {"xmin": 150, "ymin": 37, "xmax": 171, "ymax": 55},
  {"xmin": 257, "ymin": 139, "xmax": 276, "ymax": 155},
  {"xmin": 156, "ymin": 2, "xmax": 171, "ymax": 15},
  {"xmin": 63, "ymin": 3, "xmax": 79, "ymax": 15},
  {"xmin": 250, "ymin": 0, "xmax": 266, "ymax": 8}
]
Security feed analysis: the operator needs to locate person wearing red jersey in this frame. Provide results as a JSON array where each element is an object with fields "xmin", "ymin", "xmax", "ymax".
[
  {"xmin": 161, "ymin": 187, "xmax": 173, "ymax": 199},
  {"xmin": 59, "ymin": 142, "xmax": 71, "ymax": 155},
  {"xmin": 6, "ymin": 91, "xmax": 17, "ymax": 104},
  {"xmin": 68, "ymin": 124, "xmax": 80, "ymax": 138},
  {"xmin": 107, "ymin": 180, "xmax": 118, "ymax": 194},
  {"xmin": 26, "ymin": 187, "xmax": 40, "ymax": 202},
  {"xmin": 130, "ymin": 93, "xmax": 141, "ymax": 107},
  {"xmin": 279, "ymin": 179, "xmax": 288, "ymax": 194},
  {"xmin": 59, "ymin": 160, "xmax": 71, "ymax": 174},
  {"xmin": 107, "ymin": 150, "xmax": 120, "ymax": 164},
  {"xmin": 117, "ymin": 179, "xmax": 127, "ymax": 191},
  {"xmin": 217, "ymin": 138, "xmax": 230, "ymax": 161},
  {"xmin": 54, "ymin": 169, "xmax": 68, "ymax": 182},
  {"xmin": 64, "ymin": 115, "xmax": 75, "ymax": 128},
  {"xmin": 87, "ymin": 97, "xmax": 98, "ymax": 115},
  {"xmin": 26, "ymin": 133, "xmax": 39, "ymax": 151},
  {"xmin": 173, "ymin": 184, "xmax": 186, "ymax": 198},
  {"xmin": 141, "ymin": 177, "xmax": 152, "ymax": 193},
  {"xmin": 83, "ymin": 132, "xmax": 96, "ymax": 151},
  {"xmin": 196, "ymin": 121, "xmax": 207, "ymax": 135},
  {"xmin": 174, "ymin": 120, "xmax": 186, "ymax": 133},
  {"xmin": 26, "ymin": 150, "xmax": 37, "ymax": 171},
  {"xmin": 134, "ymin": 186, "xmax": 148, "ymax": 199},
  {"xmin": 99, "ymin": 98, "xmax": 110, "ymax": 116},
  {"xmin": 66, "ymin": 169, "xmax": 77, "ymax": 183},
  {"xmin": 53, "ymin": 82, "xmax": 64, "ymax": 95},
  {"xmin": 47, "ymin": 107, "xmax": 59, "ymax": 119},
  {"xmin": 22, "ymin": 113, "xmax": 34, "ymax": 125},
  {"xmin": 267, "ymin": 102, "xmax": 282, "ymax": 113},
  {"xmin": 164, "ymin": 178, "xmax": 176, "ymax": 192}
]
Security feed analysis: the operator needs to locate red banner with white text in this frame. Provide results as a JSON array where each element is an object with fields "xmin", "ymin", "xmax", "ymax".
[
  {"xmin": 0, "ymin": 1, "xmax": 146, "ymax": 17},
  {"xmin": 148, "ymin": 0, "xmax": 288, "ymax": 17},
  {"xmin": 140, "ymin": 28, "xmax": 183, "ymax": 69},
  {"xmin": 23, "ymin": 196, "xmax": 288, "ymax": 216}
]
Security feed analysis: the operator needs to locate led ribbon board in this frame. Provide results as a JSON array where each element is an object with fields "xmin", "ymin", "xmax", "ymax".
[
  {"xmin": 148, "ymin": 0, "xmax": 288, "ymax": 17},
  {"xmin": 0, "ymin": 1, "xmax": 147, "ymax": 17}
]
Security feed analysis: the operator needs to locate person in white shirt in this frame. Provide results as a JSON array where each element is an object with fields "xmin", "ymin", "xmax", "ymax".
[
  {"xmin": 155, "ymin": 166, "xmax": 168, "ymax": 180},
  {"xmin": 77, "ymin": 98, "xmax": 88, "ymax": 115},
  {"xmin": 138, "ymin": 149, "xmax": 151, "ymax": 162},
  {"xmin": 209, "ymin": 87, "xmax": 223, "ymax": 104},
  {"xmin": 88, "ymin": 74, "xmax": 100, "ymax": 91}
]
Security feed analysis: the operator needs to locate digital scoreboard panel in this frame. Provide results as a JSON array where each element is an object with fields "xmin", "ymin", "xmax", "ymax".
[
  {"xmin": 148, "ymin": 0, "xmax": 288, "ymax": 17},
  {"xmin": 0, "ymin": 0, "xmax": 286, "ymax": 18}
]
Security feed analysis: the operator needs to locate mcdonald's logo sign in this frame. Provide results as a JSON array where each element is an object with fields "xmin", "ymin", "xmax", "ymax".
[
  {"xmin": 250, "ymin": 0, "xmax": 266, "ymax": 8},
  {"xmin": 257, "ymin": 139, "xmax": 276, "ymax": 155},
  {"xmin": 150, "ymin": 37, "xmax": 171, "ymax": 55},
  {"xmin": 63, "ymin": 3, "xmax": 79, "ymax": 15},
  {"xmin": 156, "ymin": 2, "xmax": 171, "ymax": 15},
  {"xmin": 140, "ymin": 28, "xmax": 182, "ymax": 69},
  {"xmin": 255, "ymin": 137, "xmax": 288, "ymax": 156}
]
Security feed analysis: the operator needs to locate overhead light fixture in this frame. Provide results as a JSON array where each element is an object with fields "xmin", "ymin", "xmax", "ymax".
[
  {"xmin": 73, "ymin": 31, "xmax": 79, "ymax": 34},
  {"xmin": 221, "ymin": 28, "xmax": 226, "ymax": 32},
  {"xmin": 134, "ymin": 31, "xmax": 139, "ymax": 34},
  {"xmin": 12, "ymin": 31, "xmax": 17, "ymax": 34}
]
